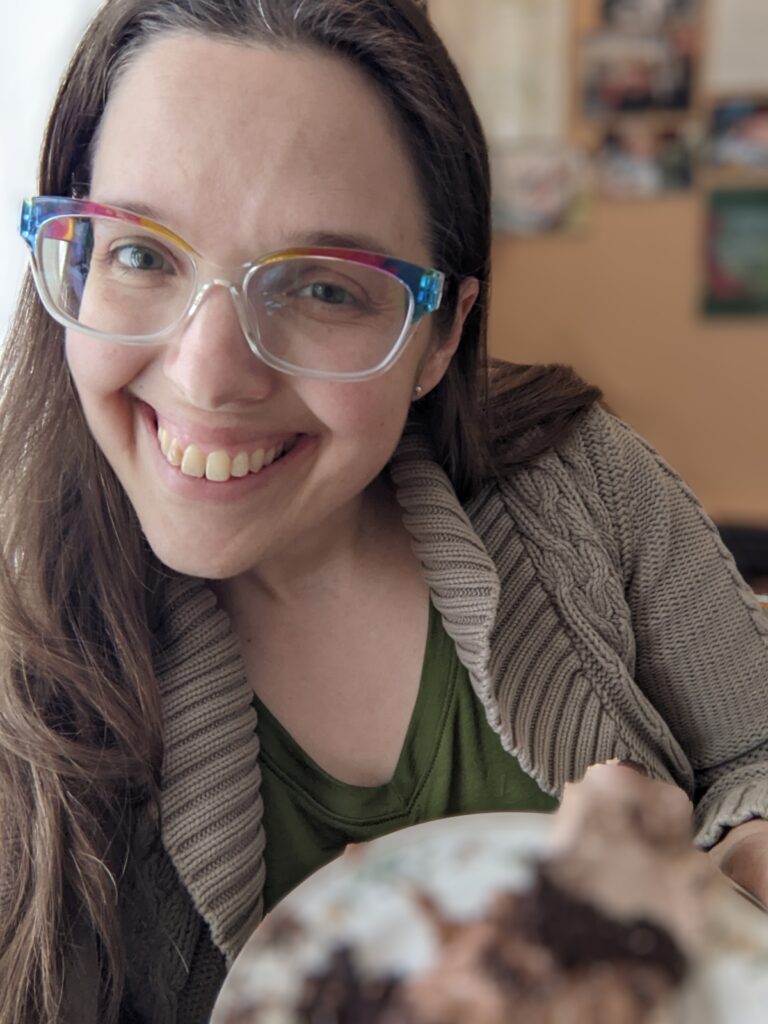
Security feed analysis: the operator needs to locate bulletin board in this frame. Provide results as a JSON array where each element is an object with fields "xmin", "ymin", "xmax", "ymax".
[{"xmin": 430, "ymin": 0, "xmax": 768, "ymax": 526}]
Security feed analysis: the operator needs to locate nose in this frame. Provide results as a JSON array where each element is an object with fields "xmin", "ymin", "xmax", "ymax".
[{"xmin": 163, "ymin": 283, "xmax": 279, "ymax": 409}]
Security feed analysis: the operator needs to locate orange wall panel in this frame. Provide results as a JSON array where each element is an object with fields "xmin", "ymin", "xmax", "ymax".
[{"xmin": 489, "ymin": 195, "xmax": 767, "ymax": 524}]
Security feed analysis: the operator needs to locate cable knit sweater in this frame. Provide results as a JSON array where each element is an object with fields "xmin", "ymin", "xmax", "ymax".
[{"xmin": 64, "ymin": 404, "xmax": 768, "ymax": 1022}]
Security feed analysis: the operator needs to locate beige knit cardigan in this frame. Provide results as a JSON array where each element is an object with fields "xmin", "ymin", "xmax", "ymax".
[{"xmin": 66, "ymin": 405, "xmax": 768, "ymax": 1020}]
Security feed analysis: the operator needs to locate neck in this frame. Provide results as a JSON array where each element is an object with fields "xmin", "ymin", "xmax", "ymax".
[{"xmin": 212, "ymin": 474, "xmax": 406, "ymax": 615}]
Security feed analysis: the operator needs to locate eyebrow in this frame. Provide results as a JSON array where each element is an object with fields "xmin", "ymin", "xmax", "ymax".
[
  {"xmin": 93, "ymin": 197, "xmax": 396, "ymax": 257},
  {"xmin": 298, "ymin": 230, "xmax": 393, "ymax": 255},
  {"xmin": 95, "ymin": 198, "xmax": 165, "ymax": 221}
]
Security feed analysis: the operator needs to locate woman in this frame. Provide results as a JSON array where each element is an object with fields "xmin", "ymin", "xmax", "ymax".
[{"xmin": 1, "ymin": 1, "xmax": 767, "ymax": 1021}]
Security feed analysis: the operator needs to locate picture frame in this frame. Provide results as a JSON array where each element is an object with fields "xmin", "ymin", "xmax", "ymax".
[
  {"xmin": 703, "ymin": 189, "xmax": 768, "ymax": 315},
  {"xmin": 581, "ymin": 26, "xmax": 696, "ymax": 116},
  {"xmin": 601, "ymin": 0, "xmax": 699, "ymax": 32},
  {"xmin": 595, "ymin": 120, "xmax": 697, "ymax": 197},
  {"xmin": 491, "ymin": 141, "xmax": 590, "ymax": 234},
  {"xmin": 707, "ymin": 99, "xmax": 768, "ymax": 169}
]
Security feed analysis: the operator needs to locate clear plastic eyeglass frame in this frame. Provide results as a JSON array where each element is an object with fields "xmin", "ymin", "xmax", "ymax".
[{"xmin": 19, "ymin": 196, "xmax": 446, "ymax": 382}]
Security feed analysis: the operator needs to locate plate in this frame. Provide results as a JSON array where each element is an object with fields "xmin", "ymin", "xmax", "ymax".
[{"xmin": 212, "ymin": 812, "xmax": 768, "ymax": 1023}]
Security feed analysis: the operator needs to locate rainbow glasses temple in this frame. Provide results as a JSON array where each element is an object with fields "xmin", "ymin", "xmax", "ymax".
[{"xmin": 20, "ymin": 197, "xmax": 446, "ymax": 321}]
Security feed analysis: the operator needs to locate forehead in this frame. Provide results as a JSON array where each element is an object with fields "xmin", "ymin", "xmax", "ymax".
[{"xmin": 89, "ymin": 34, "xmax": 430, "ymax": 262}]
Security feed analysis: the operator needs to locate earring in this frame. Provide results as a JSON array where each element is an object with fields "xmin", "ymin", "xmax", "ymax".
[{"xmin": 413, "ymin": 384, "xmax": 424, "ymax": 399}]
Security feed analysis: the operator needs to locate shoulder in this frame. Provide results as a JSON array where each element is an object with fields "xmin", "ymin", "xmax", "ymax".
[
  {"xmin": 550, "ymin": 403, "xmax": 718, "ymax": 554},
  {"xmin": 480, "ymin": 400, "xmax": 716, "ymax": 588},
  {"xmin": 485, "ymin": 361, "xmax": 602, "ymax": 473},
  {"xmin": 496, "ymin": 396, "xmax": 700, "ymax": 526},
  {"xmin": 489, "ymin": 402, "xmax": 752, "ymax": 619},
  {"xmin": 473, "ymin": 405, "xmax": 628, "ymax": 572}
]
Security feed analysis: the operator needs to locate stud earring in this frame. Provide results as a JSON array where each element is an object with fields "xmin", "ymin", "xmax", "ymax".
[{"xmin": 413, "ymin": 385, "xmax": 424, "ymax": 399}]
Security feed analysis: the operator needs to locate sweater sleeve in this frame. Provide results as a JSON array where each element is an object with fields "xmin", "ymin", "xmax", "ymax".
[{"xmin": 580, "ymin": 405, "xmax": 768, "ymax": 847}]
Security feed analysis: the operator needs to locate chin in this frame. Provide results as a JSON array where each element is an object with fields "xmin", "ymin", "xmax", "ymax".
[{"xmin": 143, "ymin": 531, "xmax": 254, "ymax": 581}]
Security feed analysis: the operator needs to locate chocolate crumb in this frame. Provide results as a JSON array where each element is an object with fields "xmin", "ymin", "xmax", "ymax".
[
  {"xmin": 511, "ymin": 868, "xmax": 688, "ymax": 984},
  {"xmin": 296, "ymin": 946, "xmax": 411, "ymax": 1024}
]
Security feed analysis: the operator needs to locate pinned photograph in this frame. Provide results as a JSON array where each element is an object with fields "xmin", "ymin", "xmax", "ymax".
[
  {"xmin": 491, "ymin": 141, "xmax": 591, "ymax": 235},
  {"xmin": 596, "ymin": 121, "xmax": 697, "ymax": 197},
  {"xmin": 706, "ymin": 0, "xmax": 768, "ymax": 93},
  {"xmin": 703, "ymin": 189, "xmax": 768, "ymax": 315},
  {"xmin": 581, "ymin": 26, "xmax": 696, "ymax": 115},
  {"xmin": 708, "ymin": 99, "xmax": 768, "ymax": 168},
  {"xmin": 601, "ymin": 0, "xmax": 699, "ymax": 32}
]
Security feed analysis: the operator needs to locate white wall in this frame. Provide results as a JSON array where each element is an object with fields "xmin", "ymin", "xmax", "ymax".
[{"xmin": 0, "ymin": 0, "xmax": 104, "ymax": 336}]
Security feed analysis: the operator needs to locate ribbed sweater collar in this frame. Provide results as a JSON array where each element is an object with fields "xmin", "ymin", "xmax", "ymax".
[
  {"xmin": 153, "ymin": 430, "xmax": 501, "ymax": 964},
  {"xmin": 154, "ymin": 581, "xmax": 265, "ymax": 966}
]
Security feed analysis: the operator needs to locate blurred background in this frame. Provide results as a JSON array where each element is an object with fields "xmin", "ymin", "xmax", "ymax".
[{"xmin": 1, "ymin": 0, "xmax": 766, "ymax": 585}]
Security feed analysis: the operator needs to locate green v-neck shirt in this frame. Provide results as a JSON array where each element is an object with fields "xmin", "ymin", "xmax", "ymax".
[{"xmin": 255, "ymin": 601, "xmax": 557, "ymax": 913}]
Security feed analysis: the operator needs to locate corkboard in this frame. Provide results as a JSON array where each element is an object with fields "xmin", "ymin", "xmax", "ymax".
[{"xmin": 487, "ymin": 0, "xmax": 767, "ymax": 525}]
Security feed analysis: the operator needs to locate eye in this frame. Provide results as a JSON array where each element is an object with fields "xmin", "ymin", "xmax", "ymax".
[
  {"xmin": 112, "ymin": 243, "xmax": 171, "ymax": 272},
  {"xmin": 298, "ymin": 282, "xmax": 358, "ymax": 306}
]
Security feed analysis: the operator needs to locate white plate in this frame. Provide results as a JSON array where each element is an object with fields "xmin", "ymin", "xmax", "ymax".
[{"xmin": 212, "ymin": 812, "xmax": 768, "ymax": 1023}]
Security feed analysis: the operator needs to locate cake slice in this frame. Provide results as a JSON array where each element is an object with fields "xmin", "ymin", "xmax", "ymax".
[{"xmin": 215, "ymin": 766, "xmax": 719, "ymax": 1024}]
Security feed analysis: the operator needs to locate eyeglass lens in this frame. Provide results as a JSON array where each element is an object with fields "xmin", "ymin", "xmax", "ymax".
[{"xmin": 36, "ymin": 215, "xmax": 412, "ymax": 374}]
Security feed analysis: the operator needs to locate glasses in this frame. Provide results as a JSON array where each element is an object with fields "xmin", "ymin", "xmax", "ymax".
[{"xmin": 20, "ymin": 197, "xmax": 445, "ymax": 381}]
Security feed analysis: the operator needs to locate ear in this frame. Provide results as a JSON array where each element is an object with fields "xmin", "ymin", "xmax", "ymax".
[{"xmin": 416, "ymin": 276, "xmax": 480, "ymax": 397}]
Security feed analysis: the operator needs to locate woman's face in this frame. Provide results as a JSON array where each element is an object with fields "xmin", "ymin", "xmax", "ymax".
[{"xmin": 66, "ymin": 35, "xmax": 469, "ymax": 579}]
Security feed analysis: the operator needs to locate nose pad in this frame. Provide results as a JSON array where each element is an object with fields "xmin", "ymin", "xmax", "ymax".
[
  {"xmin": 188, "ymin": 279, "xmax": 267, "ymax": 365},
  {"xmin": 188, "ymin": 279, "xmax": 247, "ymax": 338},
  {"xmin": 167, "ymin": 280, "xmax": 277, "ymax": 407}
]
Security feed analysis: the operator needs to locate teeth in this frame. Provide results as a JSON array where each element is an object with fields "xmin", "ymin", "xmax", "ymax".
[
  {"xmin": 157, "ymin": 425, "xmax": 296, "ymax": 483},
  {"xmin": 181, "ymin": 444, "xmax": 206, "ymax": 479},
  {"xmin": 205, "ymin": 450, "xmax": 231, "ymax": 482},
  {"xmin": 231, "ymin": 452, "xmax": 250, "ymax": 478},
  {"xmin": 168, "ymin": 439, "xmax": 184, "ymax": 467}
]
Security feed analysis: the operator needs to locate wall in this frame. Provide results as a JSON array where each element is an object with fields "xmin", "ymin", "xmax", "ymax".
[
  {"xmin": 489, "ymin": 197, "xmax": 767, "ymax": 526},
  {"xmin": 486, "ymin": 0, "xmax": 766, "ymax": 526}
]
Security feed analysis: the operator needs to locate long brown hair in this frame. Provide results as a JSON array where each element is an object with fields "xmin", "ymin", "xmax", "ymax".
[{"xmin": 0, "ymin": 1, "xmax": 599, "ymax": 1020}]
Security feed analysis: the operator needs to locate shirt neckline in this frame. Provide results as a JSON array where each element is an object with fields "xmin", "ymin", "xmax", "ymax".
[{"xmin": 253, "ymin": 600, "xmax": 459, "ymax": 825}]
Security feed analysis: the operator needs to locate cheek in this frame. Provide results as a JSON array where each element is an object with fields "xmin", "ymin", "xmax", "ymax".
[
  {"xmin": 306, "ymin": 334, "xmax": 426, "ymax": 443},
  {"xmin": 64, "ymin": 332, "xmax": 152, "ymax": 456},
  {"xmin": 65, "ymin": 331, "xmax": 148, "ymax": 402},
  {"xmin": 309, "ymin": 377, "xmax": 413, "ymax": 446}
]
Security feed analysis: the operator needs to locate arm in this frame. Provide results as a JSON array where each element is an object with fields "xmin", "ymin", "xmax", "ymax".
[
  {"xmin": 709, "ymin": 819, "xmax": 768, "ymax": 908},
  {"xmin": 581, "ymin": 407, "xmax": 768, "ymax": 852}
]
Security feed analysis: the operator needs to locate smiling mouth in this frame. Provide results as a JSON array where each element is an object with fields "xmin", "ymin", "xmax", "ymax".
[{"xmin": 156, "ymin": 425, "xmax": 299, "ymax": 483}]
